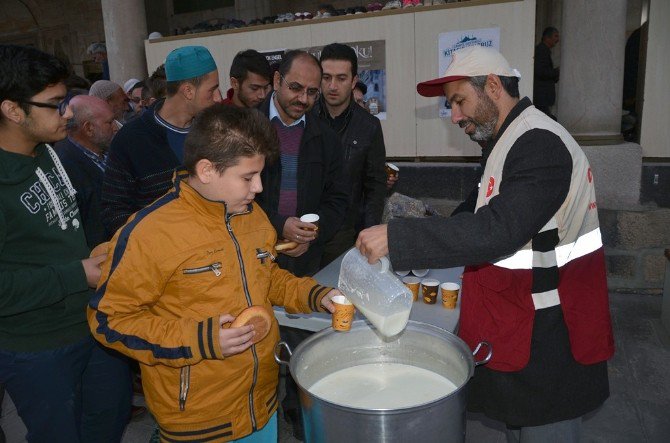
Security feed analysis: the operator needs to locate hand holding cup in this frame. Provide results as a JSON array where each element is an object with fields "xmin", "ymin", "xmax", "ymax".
[{"xmin": 331, "ymin": 295, "xmax": 355, "ymax": 332}]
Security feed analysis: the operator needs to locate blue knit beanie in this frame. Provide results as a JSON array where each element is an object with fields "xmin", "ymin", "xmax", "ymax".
[{"xmin": 165, "ymin": 46, "xmax": 217, "ymax": 81}]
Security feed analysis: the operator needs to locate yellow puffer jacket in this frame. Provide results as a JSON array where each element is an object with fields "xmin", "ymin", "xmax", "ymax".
[{"xmin": 88, "ymin": 177, "xmax": 330, "ymax": 441}]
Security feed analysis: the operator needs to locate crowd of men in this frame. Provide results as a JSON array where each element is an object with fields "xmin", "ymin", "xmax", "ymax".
[
  {"xmin": 0, "ymin": 37, "xmax": 613, "ymax": 443},
  {"xmin": 0, "ymin": 42, "xmax": 390, "ymax": 442}
]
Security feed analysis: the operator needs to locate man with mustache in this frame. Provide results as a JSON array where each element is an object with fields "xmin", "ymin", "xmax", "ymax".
[
  {"xmin": 356, "ymin": 46, "xmax": 613, "ymax": 442},
  {"xmin": 55, "ymin": 95, "xmax": 118, "ymax": 249},
  {"xmin": 255, "ymin": 50, "xmax": 349, "ymax": 440},
  {"xmin": 256, "ymin": 50, "xmax": 348, "ymax": 278}
]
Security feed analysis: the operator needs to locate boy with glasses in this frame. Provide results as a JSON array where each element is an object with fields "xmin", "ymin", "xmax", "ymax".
[{"xmin": 0, "ymin": 44, "xmax": 131, "ymax": 442}]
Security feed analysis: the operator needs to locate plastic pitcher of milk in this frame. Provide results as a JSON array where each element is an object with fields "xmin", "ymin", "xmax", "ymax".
[{"xmin": 338, "ymin": 248, "xmax": 413, "ymax": 337}]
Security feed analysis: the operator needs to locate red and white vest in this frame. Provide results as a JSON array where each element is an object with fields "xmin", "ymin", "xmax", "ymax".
[{"xmin": 459, "ymin": 106, "xmax": 615, "ymax": 371}]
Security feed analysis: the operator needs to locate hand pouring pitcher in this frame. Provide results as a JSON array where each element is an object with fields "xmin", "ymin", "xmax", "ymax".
[{"xmin": 338, "ymin": 248, "xmax": 413, "ymax": 337}]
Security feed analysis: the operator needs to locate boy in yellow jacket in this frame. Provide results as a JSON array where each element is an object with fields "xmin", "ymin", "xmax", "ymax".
[{"xmin": 88, "ymin": 105, "xmax": 338, "ymax": 441}]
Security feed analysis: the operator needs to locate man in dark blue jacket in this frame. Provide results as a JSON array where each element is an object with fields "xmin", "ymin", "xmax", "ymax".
[{"xmin": 55, "ymin": 95, "xmax": 117, "ymax": 248}]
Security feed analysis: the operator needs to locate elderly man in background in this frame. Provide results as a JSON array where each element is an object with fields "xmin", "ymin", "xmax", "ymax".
[
  {"xmin": 89, "ymin": 79, "xmax": 129, "ymax": 125},
  {"xmin": 54, "ymin": 95, "xmax": 117, "ymax": 249}
]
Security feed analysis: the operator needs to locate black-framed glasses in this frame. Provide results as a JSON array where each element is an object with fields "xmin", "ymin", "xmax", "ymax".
[
  {"xmin": 280, "ymin": 74, "xmax": 320, "ymax": 98},
  {"xmin": 21, "ymin": 99, "xmax": 69, "ymax": 116}
]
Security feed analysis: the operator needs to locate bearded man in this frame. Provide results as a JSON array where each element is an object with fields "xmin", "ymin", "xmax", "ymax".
[{"xmin": 356, "ymin": 45, "xmax": 614, "ymax": 443}]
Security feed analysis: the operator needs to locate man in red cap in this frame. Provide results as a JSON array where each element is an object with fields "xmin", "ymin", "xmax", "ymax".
[{"xmin": 356, "ymin": 45, "xmax": 614, "ymax": 441}]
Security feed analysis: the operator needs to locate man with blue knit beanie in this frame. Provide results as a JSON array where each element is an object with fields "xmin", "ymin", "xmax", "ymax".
[{"xmin": 101, "ymin": 45, "xmax": 222, "ymax": 237}]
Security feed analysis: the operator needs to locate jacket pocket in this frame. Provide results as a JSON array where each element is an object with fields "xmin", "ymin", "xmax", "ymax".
[
  {"xmin": 183, "ymin": 262, "xmax": 222, "ymax": 277},
  {"xmin": 179, "ymin": 365, "xmax": 190, "ymax": 411}
]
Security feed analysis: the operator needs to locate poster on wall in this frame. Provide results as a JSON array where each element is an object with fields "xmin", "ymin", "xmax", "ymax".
[
  {"xmin": 259, "ymin": 49, "xmax": 286, "ymax": 67},
  {"xmin": 302, "ymin": 40, "xmax": 387, "ymax": 120},
  {"xmin": 438, "ymin": 27, "xmax": 500, "ymax": 118}
]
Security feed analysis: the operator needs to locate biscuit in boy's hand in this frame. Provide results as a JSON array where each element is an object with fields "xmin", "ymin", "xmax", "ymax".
[{"xmin": 230, "ymin": 306, "xmax": 272, "ymax": 344}]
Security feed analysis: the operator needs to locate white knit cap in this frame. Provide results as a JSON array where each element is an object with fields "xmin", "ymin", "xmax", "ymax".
[{"xmin": 89, "ymin": 80, "xmax": 122, "ymax": 100}]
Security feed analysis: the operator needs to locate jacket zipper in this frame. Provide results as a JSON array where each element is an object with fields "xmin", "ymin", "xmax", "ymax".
[
  {"xmin": 178, "ymin": 262, "xmax": 221, "ymax": 409},
  {"xmin": 183, "ymin": 262, "xmax": 222, "ymax": 277},
  {"xmin": 226, "ymin": 209, "xmax": 260, "ymax": 432},
  {"xmin": 179, "ymin": 365, "xmax": 190, "ymax": 411}
]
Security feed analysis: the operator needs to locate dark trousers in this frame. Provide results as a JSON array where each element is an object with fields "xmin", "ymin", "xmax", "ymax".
[
  {"xmin": 280, "ymin": 327, "xmax": 314, "ymax": 413},
  {"xmin": 0, "ymin": 336, "xmax": 132, "ymax": 443}
]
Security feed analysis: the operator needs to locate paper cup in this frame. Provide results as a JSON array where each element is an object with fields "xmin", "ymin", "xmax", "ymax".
[
  {"xmin": 441, "ymin": 282, "xmax": 460, "ymax": 309},
  {"xmin": 402, "ymin": 276, "xmax": 421, "ymax": 302},
  {"xmin": 385, "ymin": 162, "xmax": 399, "ymax": 179},
  {"xmin": 332, "ymin": 295, "xmax": 355, "ymax": 332},
  {"xmin": 300, "ymin": 213, "xmax": 319, "ymax": 229},
  {"xmin": 395, "ymin": 270, "xmax": 410, "ymax": 277},
  {"xmin": 421, "ymin": 278, "xmax": 440, "ymax": 304},
  {"xmin": 412, "ymin": 269, "xmax": 429, "ymax": 278}
]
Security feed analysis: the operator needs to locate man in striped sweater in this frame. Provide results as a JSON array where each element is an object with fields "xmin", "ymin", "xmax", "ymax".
[
  {"xmin": 100, "ymin": 45, "xmax": 222, "ymax": 237},
  {"xmin": 356, "ymin": 46, "xmax": 614, "ymax": 442},
  {"xmin": 255, "ymin": 50, "xmax": 349, "ymax": 440}
]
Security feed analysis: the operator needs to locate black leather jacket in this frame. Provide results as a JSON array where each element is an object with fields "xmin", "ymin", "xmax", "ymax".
[{"xmin": 315, "ymin": 98, "xmax": 387, "ymax": 231}]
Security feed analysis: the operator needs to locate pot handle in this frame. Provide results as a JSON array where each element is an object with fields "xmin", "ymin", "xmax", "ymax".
[
  {"xmin": 472, "ymin": 341, "xmax": 492, "ymax": 366},
  {"xmin": 274, "ymin": 341, "xmax": 292, "ymax": 366}
]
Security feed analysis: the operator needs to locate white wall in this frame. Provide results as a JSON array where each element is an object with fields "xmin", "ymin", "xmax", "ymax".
[
  {"xmin": 415, "ymin": 1, "xmax": 535, "ymax": 156},
  {"xmin": 640, "ymin": 0, "xmax": 669, "ymax": 158},
  {"xmin": 144, "ymin": 0, "xmax": 536, "ymax": 157}
]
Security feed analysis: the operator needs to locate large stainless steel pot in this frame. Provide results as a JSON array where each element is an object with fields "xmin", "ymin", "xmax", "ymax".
[{"xmin": 274, "ymin": 320, "xmax": 491, "ymax": 443}]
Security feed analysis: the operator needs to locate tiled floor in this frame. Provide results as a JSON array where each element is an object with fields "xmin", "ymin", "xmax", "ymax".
[{"xmin": 2, "ymin": 293, "xmax": 669, "ymax": 442}]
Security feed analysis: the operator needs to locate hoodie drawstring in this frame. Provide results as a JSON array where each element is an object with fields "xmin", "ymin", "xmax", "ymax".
[{"xmin": 35, "ymin": 145, "xmax": 77, "ymax": 230}]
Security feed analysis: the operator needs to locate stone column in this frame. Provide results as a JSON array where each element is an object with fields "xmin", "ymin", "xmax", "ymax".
[
  {"xmin": 556, "ymin": 0, "xmax": 627, "ymax": 142},
  {"xmin": 557, "ymin": 0, "xmax": 641, "ymax": 208},
  {"xmin": 101, "ymin": 0, "xmax": 148, "ymax": 85}
]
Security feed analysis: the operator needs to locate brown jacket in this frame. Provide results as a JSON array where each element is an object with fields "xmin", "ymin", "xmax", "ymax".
[{"xmin": 88, "ymin": 172, "xmax": 330, "ymax": 441}]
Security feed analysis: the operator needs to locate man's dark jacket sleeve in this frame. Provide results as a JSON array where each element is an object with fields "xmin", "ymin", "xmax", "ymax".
[{"xmin": 388, "ymin": 129, "xmax": 572, "ymax": 271}]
